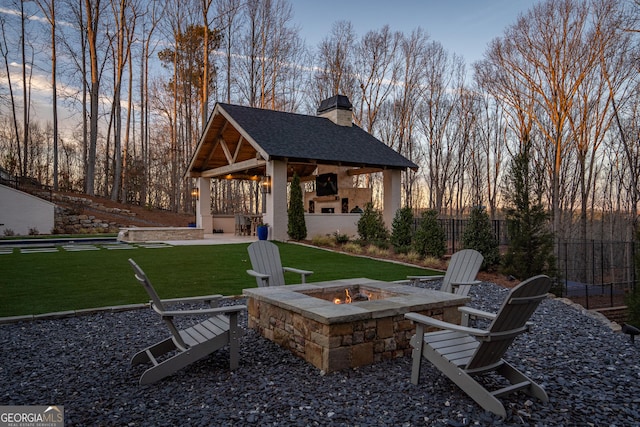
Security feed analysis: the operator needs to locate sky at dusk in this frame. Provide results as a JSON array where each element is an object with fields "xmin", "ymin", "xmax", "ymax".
[
  {"xmin": 293, "ymin": 0, "xmax": 544, "ymax": 64},
  {"xmin": 0, "ymin": 0, "xmax": 545, "ymax": 135}
]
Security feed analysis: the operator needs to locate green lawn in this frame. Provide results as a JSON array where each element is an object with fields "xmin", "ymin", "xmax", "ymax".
[{"xmin": 0, "ymin": 242, "xmax": 435, "ymax": 317}]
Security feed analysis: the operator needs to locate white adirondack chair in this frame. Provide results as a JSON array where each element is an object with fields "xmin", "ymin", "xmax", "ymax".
[
  {"xmin": 128, "ymin": 259, "xmax": 246, "ymax": 384},
  {"xmin": 408, "ymin": 249, "xmax": 483, "ymax": 297},
  {"xmin": 405, "ymin": 275, "xmax": 551, "ymax": 418},
  {"xmin": 246, "ymin": 240, "xmax": 313, "ymax": 287}
]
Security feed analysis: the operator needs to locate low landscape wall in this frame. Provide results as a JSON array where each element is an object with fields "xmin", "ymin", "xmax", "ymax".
[
  {"xmin": 593, "ymin": 306, "xmax": 628, "ymax": 325},
  {"xmin": 118, "ymin": 227, "xmax": 203, "ymax": 242},
  {"xmin": 304, "ymin": 213, "xmax": 361, "ymax": 238}
]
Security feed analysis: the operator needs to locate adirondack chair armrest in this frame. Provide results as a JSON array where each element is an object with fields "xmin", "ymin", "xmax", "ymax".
[
  {"xmin": 450, "ymin": 280, "xmax": 482, "ymax": 286},
  {"xmin": 407, "ymin": 275, "xmax": 444, "ymax": 282},
  {"xmin": 247, "ymin": 269, "xmax": 270, "ymax": 286},
  {"xmin": 153, "ymin": 304, "xmax": 246, "ymax": 318},
  {"xmin": 283, "ymin": 267, "xmax": 313, "ymax": 276},
  {"xmin": 246, "ymin": 269, "xmax": 270, "ymax": 279},
  {"xmin": 159, "ymin": 294, "xmax": 223, "ymax": 307},
  {"xmin": 283, "ymin": 267, "xmax": 313, "ymax": 283},
  {"xmin": 405, "ymin": 312, "xmax": 490, "ymax": 337},
  {"xmin": 458, "ymin": 306, "xmax": 497, "ymax": 320}
]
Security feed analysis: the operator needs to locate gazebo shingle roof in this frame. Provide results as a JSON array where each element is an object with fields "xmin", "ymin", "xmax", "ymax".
[{"xmin": 218, "ymin": 103, "xmax": 418, "ymax": 170}]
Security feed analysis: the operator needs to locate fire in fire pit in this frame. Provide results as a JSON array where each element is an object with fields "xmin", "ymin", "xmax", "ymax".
[
  {"xmin": 300, "ymin": 285, "xmax": 393, "ymax": 305},
  {"xmin": 333, "ymin": 288, "xmax": 371, "ymax": 304}
]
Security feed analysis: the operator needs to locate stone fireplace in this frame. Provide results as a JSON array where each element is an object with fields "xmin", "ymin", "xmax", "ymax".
[{"xmin": 243, "ymin": 278, "xmax": 469, "ymax": 373}]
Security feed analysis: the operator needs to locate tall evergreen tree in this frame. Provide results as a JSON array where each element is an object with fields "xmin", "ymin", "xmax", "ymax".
[
  {"xmin": 462, "ymin": 206, "xmax": 500, "ymax": 270},
  {"xmin": 357, "ymin": 202, "xmax": 389, "ymax": 243},
  {"xmin": 287, "ymin": 173, "xmax": 307, "ymax": 240},
  {"xmin": 502, "ymin": 146, "xmax": 556, "ymax": 279},
  {"xmin": 391, "ymin": 206, "xmax": 414, "ymax": 254},
  {"xmin": 412, "ymin": 209, "xmax": 446, "ymax": 258}
]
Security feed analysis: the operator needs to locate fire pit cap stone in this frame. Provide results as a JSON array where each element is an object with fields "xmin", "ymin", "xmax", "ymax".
[{"xmin": 243, "ymin": 278, "xmax": 469, "ymax": 325}]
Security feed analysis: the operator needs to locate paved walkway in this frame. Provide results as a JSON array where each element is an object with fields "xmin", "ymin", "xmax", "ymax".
[
  {"xmin": 0, "ymin": 233, "xmax": 258, "ymax": 253},
  {"xmin": 161, "ymin": 233, "xmax": 257, "ymax": 246}
]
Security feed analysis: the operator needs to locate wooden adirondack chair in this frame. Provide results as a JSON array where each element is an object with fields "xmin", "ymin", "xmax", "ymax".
[
  {"xmin": 405, "ymin": 275, "xmax": 551, "ymax": 418},
  {"xmin": 408, "ymin": 249, "xmax": 483, "ymax": 297},
  {"xmin": 246, "ymin": 240, "xmax": 313, "ymax": 287},
  {"xmin": 129, "ymin": 259, "xmax": 246, "ymax": 385}
]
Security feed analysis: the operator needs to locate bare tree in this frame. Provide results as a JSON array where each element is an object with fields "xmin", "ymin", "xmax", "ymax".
[
  {"xmin": 34, "ymin": 0, "xmax": 59, "ymax": 190},
  {"xmin": 353, "ymin": 25, "xmax": 401, "ymax": 133},
  {"xmin": 135, "ymin": 0, "xmax": 164, "ymax": 205},
  {"xmin": 20, "ymin": 0, "xmax": 34, "ymax": 178},
  {"xmin": 416, "ymin": 38, "xmax": 466, "ymax": 213},
  {"xmin": 215, "ymin": 0, "xmax": 242, "ymax": 103},
  {"xmin": 313, "ymin": 20, "xmax": 357, "ymax": 106},
  {"xmin": 83, "ymin": 0, "xmax": 106, "ymax": 195},
  {"xmin": 201, "ymin": 0, "xmax": 214, "ymax": 125},
  {"xmin": 108, "ymin": 0, "xmax": 138, "ymax": 201},
  {"xmin": 473, "ymin": 91, "xmax": 507, "ymax": 217},
  {"xmin": 478, "ymin": 0, "xmax": 598, "ymax": 243},
  {"xmin": 0, "ymin": 15, "xmax": 22, "ymax": 177},
  {"xmin": 599, "ymin": 0, "xmax": 639, "ymax": 234}
]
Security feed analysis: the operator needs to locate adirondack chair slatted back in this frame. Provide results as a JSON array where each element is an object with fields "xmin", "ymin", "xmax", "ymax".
[
  {"xmin": 440, "ymin": 249, "xmax": 483, "ymax": 295},
  {"xmin": 248, "ymin": 241, "xmax": 286, "ymax": 287},
  {"xmin": 128, "ymin": 259, "xmax": 188, "ymax": 350},
  {"xmin": 466, "ymin": 275, "xmax": 551, "ymax": 371}
]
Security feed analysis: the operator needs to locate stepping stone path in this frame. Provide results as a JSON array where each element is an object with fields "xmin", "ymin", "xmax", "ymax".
[{"xmin": 12, "ymin": 242, "xmax": 173, "ymax": 254}]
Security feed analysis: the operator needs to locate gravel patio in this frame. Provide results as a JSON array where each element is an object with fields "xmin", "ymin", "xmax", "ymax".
[{"xmin": 2, "ymin": 281, "xmax": 639, "ymax": 426}]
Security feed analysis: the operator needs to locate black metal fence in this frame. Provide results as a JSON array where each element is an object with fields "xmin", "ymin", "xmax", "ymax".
[
  {"xmin": 413, "ymin": 217, "xmax": 509, "ymax": 255},
  {"xmin": 415, "ymin": 215, "xmax": 637, "ymax": 309},
  {"xmin": 556, "ymin": 240, "xmax": 637, "ymax": 309}
]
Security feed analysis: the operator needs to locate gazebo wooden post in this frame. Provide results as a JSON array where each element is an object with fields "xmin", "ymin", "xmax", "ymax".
[
  {"xmin": 195, "ymin": 177, "xmax": 212, "ymax": 232},
  {"xmin": 264, "ymin": 159, "xmax": 288, "ymax": 241}
]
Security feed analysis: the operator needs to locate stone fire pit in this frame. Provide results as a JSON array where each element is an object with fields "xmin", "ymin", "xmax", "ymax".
[{"xmin": 243, "ymin": 278, "xmax": 469, "ymax": 373}]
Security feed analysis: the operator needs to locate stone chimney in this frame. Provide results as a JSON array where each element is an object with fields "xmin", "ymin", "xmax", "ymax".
[{"xmin": 317, "ymin": 95, "xmax": 352, "ymax": 127}]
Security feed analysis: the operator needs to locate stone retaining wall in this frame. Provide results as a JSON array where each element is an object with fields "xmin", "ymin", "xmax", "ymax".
[
  {"xmin": 54, "ymin": 206, "xmax": 121, "ymax": 234},
  {"xmin": 51, "ymin": 193, "xmax": 137, "ymax": 234}
]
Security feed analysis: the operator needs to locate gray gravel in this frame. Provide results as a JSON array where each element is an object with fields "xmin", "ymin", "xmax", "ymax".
[{"xmin": 2, "ymin": 281, "xmax": 640, "ymax": 426}]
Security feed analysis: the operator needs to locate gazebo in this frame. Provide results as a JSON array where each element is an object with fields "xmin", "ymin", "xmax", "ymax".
[{"xmin": 186, "ymin": 95, "xmax": 418, "ymax": 241}]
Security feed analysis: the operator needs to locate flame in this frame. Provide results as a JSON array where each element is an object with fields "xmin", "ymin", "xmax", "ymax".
[
  {"xmin": 333, "ymin": 288, "xmax": 370, "ymax": 304},
  {"xmin": 344, "ymin": 289, "xmax": 352, "ymax": 304}
]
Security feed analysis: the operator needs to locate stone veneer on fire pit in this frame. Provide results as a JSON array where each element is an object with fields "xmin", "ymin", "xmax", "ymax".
[{"xmin": 243, "ymin": 278, "xmax": 469, "ymax": 373}]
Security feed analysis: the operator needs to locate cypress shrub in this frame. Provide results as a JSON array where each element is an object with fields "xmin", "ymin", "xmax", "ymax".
[
  {"xmin": 501, "ymin": 147, "xmax": 556, "ymax": 279},
  {"xmin": 462, "ymin": 206, "xmax": 500, "ymax": 270},
  {"xmin": 412, "ymin": 209, "xmax": 446, "ymax": 258},
  {"xmin": 357, "ymin": 202, "xmax": 389, "ymax": 245},
  {"xmin": 287, "ymin": 173, "xmax": 307, "ymax": 240},
  {"xmin": 391, "ymin": 206, "xmax": 414, "ymax": 254}
]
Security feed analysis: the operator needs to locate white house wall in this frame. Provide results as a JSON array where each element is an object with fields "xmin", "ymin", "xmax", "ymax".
[{"xmin": 0, "ymin": 185, "xmax": 55, "ymax": 235}]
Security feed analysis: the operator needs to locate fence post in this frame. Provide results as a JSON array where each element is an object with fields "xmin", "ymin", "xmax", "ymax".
[
  {"xmin": 610, "ymin": 282, "xmax": 614, "ymax": 308},
  {"xmin": 585, "ymin": 282, "xmax": 590, "ymax": 310},
  {"xmin": 633, "ymin": 241, "xmax": 637, "ymax": 293},
  {"xmin": 564, "ymin": 241, "xmax": 568, "ymax": 298},
  {"xmin": 592, "ymin": 239, "xmax": 596, "ymax": 289},
  {"xmin": 451, "ymin": 219, "xmax": 456, "ymax": 254},
  {"xmin": 601, "ymin": 240, "xmax": 605, "ymax": 295}
]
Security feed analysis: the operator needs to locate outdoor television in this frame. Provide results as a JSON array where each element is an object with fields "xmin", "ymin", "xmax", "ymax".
[{"xmin": 316, "ymin": 173, "xmax": 338, "ymax": 196}]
